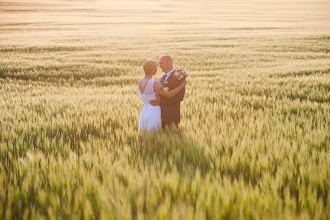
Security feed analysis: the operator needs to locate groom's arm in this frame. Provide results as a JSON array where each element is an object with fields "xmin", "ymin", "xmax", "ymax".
[
  {"xmin": 150, "ymin": 98, "xmax": 160, "ymax": 106},
  {"xmin": 150, "ymin": 93, "xmax": 160, "ymax": 106}
]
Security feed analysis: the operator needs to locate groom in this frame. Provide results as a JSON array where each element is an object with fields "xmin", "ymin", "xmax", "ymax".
[{"xmin": 150, "ymin": 55, "xmax": 185, "ymax": 129}]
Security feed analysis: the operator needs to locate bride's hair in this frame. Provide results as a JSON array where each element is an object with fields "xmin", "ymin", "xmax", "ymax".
[{"xmin": 143, "ymin": 60, "xmax": 157, "ymax": 75}]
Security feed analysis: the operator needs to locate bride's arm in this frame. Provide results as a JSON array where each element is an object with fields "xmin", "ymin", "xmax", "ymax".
[{"xmin": 153, "ymin": 80, "xmax": 187, "ymax": 98}]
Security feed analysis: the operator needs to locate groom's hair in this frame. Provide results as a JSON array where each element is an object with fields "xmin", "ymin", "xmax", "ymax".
[{"xmin": 143, "ymin": 60, "xmax": 157, "ymax": 75}]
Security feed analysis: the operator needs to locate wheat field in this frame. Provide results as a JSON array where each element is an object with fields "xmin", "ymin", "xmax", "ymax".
[{"xmin": 0, "ymin": 0, "xmax": 329, "ymax": 219}]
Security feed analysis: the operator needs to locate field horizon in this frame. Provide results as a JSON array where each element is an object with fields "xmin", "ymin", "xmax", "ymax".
[{"xmin": 0, "ymin": 0, "xmax": 329, "ymax": 219}]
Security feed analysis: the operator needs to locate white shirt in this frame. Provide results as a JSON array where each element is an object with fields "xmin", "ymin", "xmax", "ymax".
[{"xmin": 163, "ymin": 69, "xmax": 175, "ymax": 83}]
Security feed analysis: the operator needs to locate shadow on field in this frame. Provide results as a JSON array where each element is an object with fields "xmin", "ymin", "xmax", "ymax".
[{"xmin": 128, "ymin": 129, "xmax": 214, "ymax": 177}]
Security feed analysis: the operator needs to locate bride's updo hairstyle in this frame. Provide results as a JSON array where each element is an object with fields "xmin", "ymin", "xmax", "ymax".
[{"xmin": 143, "ymin": 60, "xmax": 157, "ymax": 76}]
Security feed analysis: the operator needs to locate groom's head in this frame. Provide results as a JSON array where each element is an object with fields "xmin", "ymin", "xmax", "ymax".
[
  {"xmin": 143, "ymin": 60, "xmax": 157, "ymax": 76},
  {"xmin": 159, "ymin": 55, "xmax": 173, "ymax": 73}
]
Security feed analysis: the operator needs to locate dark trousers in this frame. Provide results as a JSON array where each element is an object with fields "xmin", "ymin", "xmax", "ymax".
[{"xmin": 162, "ymin": 121, "xmax": 178, "ymax": 130}]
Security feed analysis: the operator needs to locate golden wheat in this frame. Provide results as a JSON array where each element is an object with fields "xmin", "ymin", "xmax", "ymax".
[{"xmin": 0, "ymin": 0, "xmax": 329, "ymax": 219}]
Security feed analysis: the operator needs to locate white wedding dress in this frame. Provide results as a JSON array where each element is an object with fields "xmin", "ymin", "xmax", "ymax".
[{"xmin": 138, "ymin": 79, "xmax": 162, "ymax": 132}]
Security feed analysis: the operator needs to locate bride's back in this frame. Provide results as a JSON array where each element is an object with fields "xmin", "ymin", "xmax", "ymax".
[{"xmin": 138, "ymin": 78, "xmax": 157, "ymax": 105}]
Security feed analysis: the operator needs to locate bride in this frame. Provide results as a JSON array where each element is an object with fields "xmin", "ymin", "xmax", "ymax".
[{"xmin": 138, "ymin": 60, "xmax": 187, "ymax": 132}]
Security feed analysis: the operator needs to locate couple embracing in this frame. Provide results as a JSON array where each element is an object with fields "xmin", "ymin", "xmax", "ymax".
[{"xmin": 138, "ymin": 55, "xmax": 187, "ymax": 133}]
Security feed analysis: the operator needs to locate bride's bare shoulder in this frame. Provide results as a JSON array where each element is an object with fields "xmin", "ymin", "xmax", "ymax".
[
  {"xmin": 138, "ymin": 78, "xmax": 145, "ymax": 86},
  {"xmin": 153, "ymin": 80, "xmax": 162, "ymax": 90}
]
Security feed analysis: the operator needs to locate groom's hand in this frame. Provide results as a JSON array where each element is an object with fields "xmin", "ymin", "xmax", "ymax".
[{"xmin": 150, "ymin": 98, "xmax": 160, "ymax": 106}]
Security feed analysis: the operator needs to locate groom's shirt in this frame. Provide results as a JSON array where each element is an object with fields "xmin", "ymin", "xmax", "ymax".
[{"xmin": 162, "ymin": 69, "xmax": 175, "ymax": 83}]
